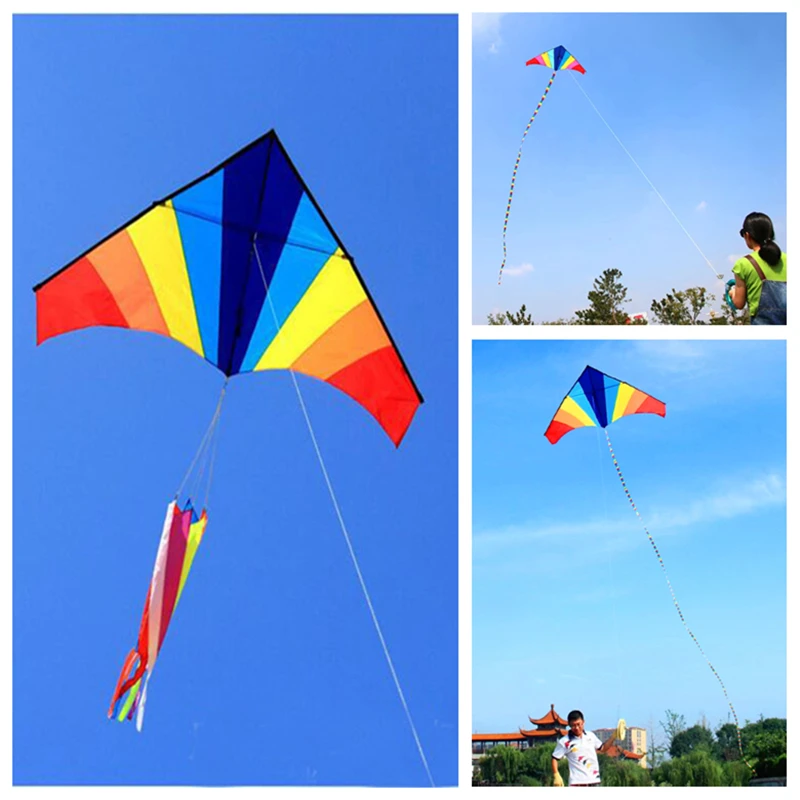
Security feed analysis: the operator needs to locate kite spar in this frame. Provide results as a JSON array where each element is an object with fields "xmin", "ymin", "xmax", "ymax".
[
  {"xmin": 498, "ymin": 46, "xmax": 585, "ymax": 284},
  {"xmin": 546, "ymin": 366, "xmax": 752, "ymax": 770}
]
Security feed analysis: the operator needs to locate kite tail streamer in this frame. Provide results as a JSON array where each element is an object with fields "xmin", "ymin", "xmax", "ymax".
[
  {"xmin": 604, "ymin": 428, "xmax": 754, "ymax": 772},
  {"xmin": 499, "ymin": 70, "xmax": 557, "ymax": 285}
]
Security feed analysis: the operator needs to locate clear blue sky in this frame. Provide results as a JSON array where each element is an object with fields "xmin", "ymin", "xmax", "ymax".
[
  {"xmin": 473, "ymin": 13, "xmax": 787, "ymax": 323},
  {"xmin": 13, "ymin": 15, "xmax": 457, "ymax": 786},
  {"xmin": 473, "ymin": 340, "xmax": 786, "ymax": 742}
]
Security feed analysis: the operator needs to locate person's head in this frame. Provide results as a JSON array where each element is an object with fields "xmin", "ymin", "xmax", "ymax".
[
  {"xmin": 567, "ymin": 710, "xmax": 585, "ymax": 737},
  {"xmin": 740, "ymin": 212, "xmax": 782, "ymax": 267}
]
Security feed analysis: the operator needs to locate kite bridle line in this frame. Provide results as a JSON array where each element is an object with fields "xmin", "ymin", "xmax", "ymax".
[
  {"xmin": 570, "ymin": 74, "xmax": 723, "ymax": 283},
  {"xmin": 499, "ymin": 69, "xmax": 558, "ymax": 285},
  {"xmin": 175, "ymin": 378, "xmax": 229, "ymax": 510},
  {"xmin": 603, "ymin": 427, "xmax": 754, "ymax": 773},
  {"xmin": 251, "ymin": 236, "xmax": 436, "ymax": 788}
]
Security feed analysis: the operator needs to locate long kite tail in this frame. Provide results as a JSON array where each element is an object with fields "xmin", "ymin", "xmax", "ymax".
[
  {"xmin": 499, "ymin": 69, "xmax": 557, "ymax": 285},
  {"xmin": 604, "ymin": 428, "xmax": 754, "ymax": 773}
]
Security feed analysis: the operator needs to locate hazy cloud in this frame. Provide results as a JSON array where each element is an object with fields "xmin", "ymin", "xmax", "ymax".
[
  {"xmin": 473, "ymin": 13, "xmax": 504, "ymax": 54},
  {"xmin": 503, "ymin": 262, "xmax": 534, "ymax": 278},
  {"xmin": 475, "ymin": 471, "xmax": 785, "ymax": 560},
  {"xmin": 695, "ymin": 200, "xmax": 708, "ymax": 212}
]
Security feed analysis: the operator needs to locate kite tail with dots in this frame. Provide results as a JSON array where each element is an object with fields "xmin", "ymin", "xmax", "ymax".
[
  {"xmin": 498, "ymin": 70, "xmax": 557, "ymax": 285},
  {"xmin": 603, "ymin": 428, "xmax": 755, "ymax": 774}
]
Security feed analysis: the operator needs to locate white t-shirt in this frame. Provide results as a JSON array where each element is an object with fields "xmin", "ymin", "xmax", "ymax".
[{"xmin": 553, "ymin": 730, "xmax": 602, "ymax": 785}]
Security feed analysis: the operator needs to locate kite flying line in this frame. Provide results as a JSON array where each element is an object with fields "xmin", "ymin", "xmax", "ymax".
[
  {"xmin": 253, "ymin": 238, "xmax": 436, "ymax": 788},
  {"xmin": 569, "ymin": 73, "xmax": 722, "ymax": 281}
]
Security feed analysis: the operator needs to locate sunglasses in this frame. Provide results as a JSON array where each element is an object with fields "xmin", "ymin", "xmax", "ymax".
[{"xmin": 739, "ymin": 228, "xmax": 747, "ymax": 238}]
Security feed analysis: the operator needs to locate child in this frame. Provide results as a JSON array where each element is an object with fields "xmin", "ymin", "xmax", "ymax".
[{"xmin": 729, "ymin": 212, "xmax": 786, "ymax": 325}]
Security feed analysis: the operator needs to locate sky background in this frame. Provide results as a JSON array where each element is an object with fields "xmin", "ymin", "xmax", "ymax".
[
  {"xmin": 473, "ymin": 13, "xmax": 787, "ymax": 324},
  {"xmin": 13, "ymin": 15, "xmax": 457, "ymax": 787},
  {"xmin": 473, "ymin": 340, "xmax": 786, "ymax": 744}
]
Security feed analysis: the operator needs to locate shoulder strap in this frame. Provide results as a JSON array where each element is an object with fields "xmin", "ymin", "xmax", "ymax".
[{"xmin": 745, "ymin": 254, "xmax": 767, "ymax": 282}]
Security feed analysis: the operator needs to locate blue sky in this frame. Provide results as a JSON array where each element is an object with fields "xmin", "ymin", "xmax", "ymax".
[
  {"xmin": 473, "ymin": 340, "xmax": 786, "ymax": 742},
  {"xmin": 13, "ymin": 15, "xmax": 457, "ymax": 786},
  {"xmin": 473, "ymin": 13, "xmax": 787, "ymax": 323}
]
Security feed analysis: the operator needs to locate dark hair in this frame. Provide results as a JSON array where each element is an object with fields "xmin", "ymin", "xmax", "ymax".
[
  {"xmin": 741, "ymin": 212, "xmax": 782, "ymax": 268},
  {"xmin": 567, "ymin": 710, "xmax": 584, "ymax": 723}
]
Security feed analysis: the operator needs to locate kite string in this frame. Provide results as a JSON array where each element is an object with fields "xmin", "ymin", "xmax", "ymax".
[
  {"xmin": 252, "ymin": 238, "xmax": 435, "ymax": 788},
  {"xmin": 570, "ymin": 74, "xmax": 722, "ymax": 281},
  {"xmin": 603, "ymin": 428, "xmax": 753, "ymax": 772},
  {"xmin": 594, "ymin": 429, "xmax": 623, "ymax": 729},
  {"xmin": 499, "ymin": 69, "xmax": 557, "ymax": 285},
  {"xmin": 176, "ymin": 379, "xmax": 228, "ymax": 505}
]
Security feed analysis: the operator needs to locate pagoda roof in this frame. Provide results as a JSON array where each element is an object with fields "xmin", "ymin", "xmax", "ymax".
[
  {"xmin": 529, "ymin": 704, "xmax": 568, "ymax": 726},
  {"xmin": 472, "ymin": 732, "xmax": 525, "ymax": 742},
  {"xmin": 520, "ymin": 726, "xmax": 567, "ymax": 738},
  {"xmin": 599, "ymin": 739, "xmax": 644, "ymax": 760}
]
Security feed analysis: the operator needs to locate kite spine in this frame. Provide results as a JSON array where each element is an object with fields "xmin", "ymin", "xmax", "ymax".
[
  {"xmin": 499, "ymin": 69, "xmax": 557, "ymax": 285},
  {"xmin": 604, "ymin": 429, "xmax": 753, "ymax": 772}
]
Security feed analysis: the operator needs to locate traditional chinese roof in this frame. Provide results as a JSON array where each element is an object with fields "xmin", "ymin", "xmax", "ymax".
[
  {"xmin": 519, "ymin": 726, "xmax": 567, "ymax": 738},
  {"xmin": 599, "ymin": 739, "xmax": 644, "ymax": 760},
  {"xmin": 529, "ymin": 704, "xmax": 568, "ymax": 726},
  {"xmin": 472, "ymin": 732, "xmax": 525, "ymax": 742}
]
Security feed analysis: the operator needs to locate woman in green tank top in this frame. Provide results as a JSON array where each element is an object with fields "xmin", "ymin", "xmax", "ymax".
[{"xmin": 728, "ymin": 212, "xmax": 786, "ymax": 324}]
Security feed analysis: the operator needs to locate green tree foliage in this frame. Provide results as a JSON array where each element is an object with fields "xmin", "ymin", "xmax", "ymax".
[
  {"xmin": 650, "ymin": 287, "xmax": 714, "ymax": 324},
  {"xmin": 742, "ymin": 718, "xmax": 787, "ymax": 778},
  {"xmin": 473, "ymin": 743, "xmax": 568, "ymax": 786},
  {"xmin": 474, "ymin": 745, "xmax": 526, "ymax": 785},
  {"xmin": 574, "ymin": 268, "xmax": 643, "ymax": 325},
  {"xmin": 660, "ymin": 709, "xmax": 687, "ymax": 752},
  {"xmin": 487, "ymin": 304, "xmax": 534, "ymax": 325},
  {"xmin": 670, "ymin": 724, "xmax": 715, "ymax": 758},
  {"xmin": 653, "ymin": 749, "xmax": 726, "ymax": 786},
  {"xmin": 597, "ymin": 754, "xmax": 652, "ymax": 786}
]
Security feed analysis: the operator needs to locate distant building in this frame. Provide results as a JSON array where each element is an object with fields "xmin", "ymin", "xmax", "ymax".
[
  {"xmin": 595, "ymin": 726, "xmax": 648, "ymax": 768},
  {"xmin": 472, "ymin": 704, "xmax": 567, "ymax": 757}
]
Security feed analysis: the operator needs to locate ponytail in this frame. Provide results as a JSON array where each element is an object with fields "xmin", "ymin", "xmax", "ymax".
[
  {"xmin": 759, "ymin": 239, "xmax": 782, "ymax": 268},
  {"xmin": 741, "ymin": 212, "xmax": 782, "ymax": 267}
]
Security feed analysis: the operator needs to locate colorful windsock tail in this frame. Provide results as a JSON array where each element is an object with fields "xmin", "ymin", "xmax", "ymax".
[{"xmin": 108, "ymin": 648, "xmax": 146, "ymax": 722}]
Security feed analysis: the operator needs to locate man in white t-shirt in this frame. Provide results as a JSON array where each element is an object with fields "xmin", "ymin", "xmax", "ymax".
[{"xmin": 551, "ymin": 710, "xmax": 602, "ymax": 786}]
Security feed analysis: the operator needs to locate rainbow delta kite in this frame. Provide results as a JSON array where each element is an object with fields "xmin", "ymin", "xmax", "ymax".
[
  {"xmin": 499, "ymin": 46, "xmax": 585, "ymax": 284},
  {"xmin": 34, "ymin": 129, "xmax": 422, "ymax": 729}
]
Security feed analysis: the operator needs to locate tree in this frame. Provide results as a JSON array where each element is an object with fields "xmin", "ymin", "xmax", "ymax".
[
  {"xmin": 650, "ymin": 287, "xmax": 714, "ymax": 324},
  {"xmin": 709, "ymin": 297, "xmax": 751, "ymax": 325},
  {"xmin": 574, "ymin": 268, "xmax": 644, "ymax": 325},
  {"xmin": 653, "ymin": 749, "xmax": 725, "ymax": 786},
  {"xmin": 670, "ymin": 724, "xmax": 715, "ymax": 758},
  {"xmin": 659, "ymin": 709, "xmax": 687, "ymax": 753},
  {"xmin": 597, "ymin": 754, "xmax": 652, "ymax": 787},
  {"xmin": 474, "ymin": 745, "xmax": 526, "ymax": 785},
  {"xmin": 487, "ymin": 304, "xmax": 534, "ymax": 325}
]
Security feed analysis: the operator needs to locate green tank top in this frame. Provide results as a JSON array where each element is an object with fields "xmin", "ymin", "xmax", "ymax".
[{"xmin": 732, "ymin": 251, "xmax": 787, "ymax": 318}]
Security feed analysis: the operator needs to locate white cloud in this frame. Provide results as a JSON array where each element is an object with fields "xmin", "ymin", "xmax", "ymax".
[
  {"xmin": 503, "ymin": 262, "xmax": 534, "ymax": 278},
  {"xmin": 727, "ymin": 254, "xmax": 740, "ymax": 264},
  {"xmin": 474, "ymin": 471, "xmax": 785, "ymax": 561},
  {"xmin": 472, "ymin": 13, "xmax": 504, "ymax": 54},
  {"xmin": 695, "ymin": 200, "xmax": 708, "ymax": 212}
]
